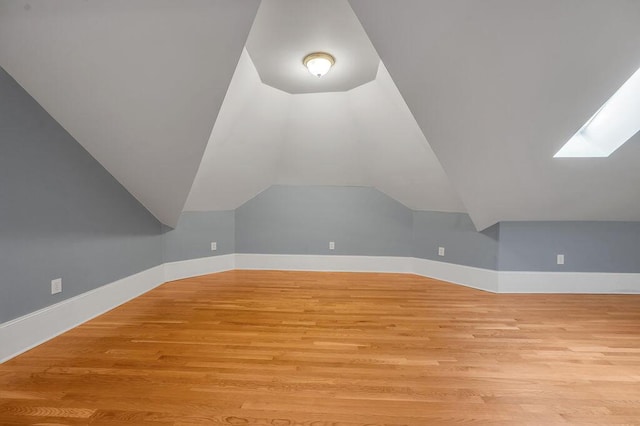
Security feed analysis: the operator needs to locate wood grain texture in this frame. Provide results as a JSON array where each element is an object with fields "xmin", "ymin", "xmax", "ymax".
[{"xmin": 1, "ymin": 270, "xmax": 640, "ymax": 425}]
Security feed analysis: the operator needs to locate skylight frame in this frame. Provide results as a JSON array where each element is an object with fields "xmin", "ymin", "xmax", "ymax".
[{"xmin": 554, "ymin": 65, "xmax": 640, "ymax": 158}]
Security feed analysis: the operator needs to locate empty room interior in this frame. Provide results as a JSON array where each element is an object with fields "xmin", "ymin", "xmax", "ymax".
[{"xmin": 1, "ymin": 0, "xmax": 640, "ymax": 424}]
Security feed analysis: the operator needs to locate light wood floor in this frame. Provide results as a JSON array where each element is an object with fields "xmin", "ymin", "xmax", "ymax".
[{"xmin": 1, "ymin": 270, "xmax": 640, "ymax": 425}]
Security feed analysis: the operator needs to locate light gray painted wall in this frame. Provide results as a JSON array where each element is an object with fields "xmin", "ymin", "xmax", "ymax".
[
  {"xmin": 412, "ymin": 212, "xmax": 499, "ymax": 270},
  {"xmin": 0, "ymin": 68, "xmax": 163, "ymax": 323},
  {"xmin": 4, "ymin": 52, "xmax": 639, "ymax": 326},
  {"xmin": 498, "ymin": 221, "xmax": 640, "ymax": 273},
  {"xmin": 233, "ymin": 185, "xmax": 500, "ymax": 269},
  {"xmin": 235, "ymin": 185, "xmax": 413, "ymax": 256},
  {"xmin": 163, "ymin": 211, "xmax": 235, "ymax": 262}
]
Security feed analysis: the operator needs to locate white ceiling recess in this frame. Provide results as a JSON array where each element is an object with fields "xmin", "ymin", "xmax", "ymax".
[
  {"xmin": 0, "ymin": 0, "xmax": 260, "ymax": 227},
  {"xmin": 350, "ymin": 0, "xmax": 640, "ymax": 230},
  {"xmin": 186, "ymin": 0, "xmax": 463, "ymax": 213},
  {"xmin": 184, "ymin": 49, "xmax": 465, "ymax": 213},
  {"xmin": 246, "ymin": 0, "xmax": 379, "ymax": 94}
]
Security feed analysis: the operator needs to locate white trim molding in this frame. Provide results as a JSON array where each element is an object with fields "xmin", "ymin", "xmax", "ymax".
[
  {"xmin": 411, "ymin": 257, "xmax": 499, "ymax": 293},
  {"xmin": 235, "ymin": 253, "xmax": 412, "ymax": 274},
  {"xmin": 498, "ymin": 270, "xmax": 640, "ymax": 294},
  {"xmin": 0, "ymin": 265, "xmax": 165, "ymax": 363},
  {"xmin": 164, "ymin": 254, "xmax": 235, "ymax": 282},
  {"xmin": 3, "ymin": 254, "xmax": 639, "ymax": 363}
]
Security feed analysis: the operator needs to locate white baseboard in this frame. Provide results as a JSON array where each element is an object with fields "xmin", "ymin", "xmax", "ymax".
[
  {"xmin": 3, "ymin": 254, "xmax": 639, "ymax": 364},
  {"xmin": 0, "ymin": 265, "xmax": 165, "ymax": 363},
  {"xmin": 234, "ymin": 254, "xmax": 500, "ymax": 293},
  {"xmin": 411, "ymin": 257, "xmax": 499, "ymax": 292},
  {"xmin": 164, "ymin": 254, "xmax": 235, "ymax": 282},
  {"xmin": 234, "ymin": 254, "xmax": 640, "ymax": 294},
  {"xmin": 499, "ymin": 270, "xmax": 640, "ymax": 293},
  {"xmin": 235, "ymin": 253, "xmax": 412, "ymax": 273}
]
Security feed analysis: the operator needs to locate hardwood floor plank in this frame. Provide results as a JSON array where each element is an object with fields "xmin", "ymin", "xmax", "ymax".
[{"xmin": 1, "ymin": 270, "xmax": 640, "ymax": 424}]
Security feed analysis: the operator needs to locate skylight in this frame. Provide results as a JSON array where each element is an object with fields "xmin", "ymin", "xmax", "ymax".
[{"xmin": 554, "ymin": 65, "xmax": 640, "ymax": 158}]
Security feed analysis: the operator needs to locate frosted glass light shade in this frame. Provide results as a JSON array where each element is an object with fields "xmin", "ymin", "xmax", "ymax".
[{"xmin": 303, "ymin": 52, "xmax": 335, "ymax": 77}]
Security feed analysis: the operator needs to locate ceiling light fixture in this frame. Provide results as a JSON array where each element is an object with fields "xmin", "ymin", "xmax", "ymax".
[
  {"xmin": 303, "ymin": 52, "xmax": 335, "ymax": 78},
  {"xmin": 554, "ymin": 65, "xmax": 640, "ymax": 158}
]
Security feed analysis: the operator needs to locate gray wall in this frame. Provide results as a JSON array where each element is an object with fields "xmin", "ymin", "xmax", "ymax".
[
  {"xmin": 235, "ymin": 185, "xmax": 413, "ymax": 256},
  {"xmin": 498, "ymin": 221, "xmax": 640, "ymax": 273},
  {"xmin": 4, "ymin": 56, "xmax": 640, "ymax": 325},
  {"xmin": 0, "ymin": 68, "xmax": 163, "ymax": 323},
  {"xmin": 232, "ymin": 185, "xmax": 499, "ymax": 269},
  {"xmin": 162, "ymin": 211, "xmax": 235, "ymax": 262},
  {"xmin": 412, "ymin": 212, "xmax": 499, "ymax": 270}
]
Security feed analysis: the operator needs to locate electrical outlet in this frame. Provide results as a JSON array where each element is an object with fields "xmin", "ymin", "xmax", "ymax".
[
  {"xmin": 557, "ymin": 254, "xmax": 565, "ymax": 265},
  {"xmin": 51, "ymin": 278, "xmax": 62, "ymax": 295},
  {"xmin": 329, "ymin": 241, "xmax": 335, "ymax": 250},
  {"xmin": 438, "ymin": 246, "xmax": 445, "ymax": 256},
  {"xmin": 211, "ymin": 241, "xmax": 217, "ymax": 251}
]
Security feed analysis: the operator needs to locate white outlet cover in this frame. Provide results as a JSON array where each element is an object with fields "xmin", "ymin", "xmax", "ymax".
[
  {"xmin": 329, "ymin": 241, "xmax": 335, "ymax": 250},
  {"xmin": 51, "ymin": 278, "xmax": 62, "ymax": 295},
  {"xmin": 557, "ymin": 254, "xmax": 565, "ymax": 265},
  {"xmin": 211, "ymin": 241, "xmax": 217, "ymax": 251},
  {"xmin": 438, "ymin": 247, "xmax": 445, "ymax": 256}
]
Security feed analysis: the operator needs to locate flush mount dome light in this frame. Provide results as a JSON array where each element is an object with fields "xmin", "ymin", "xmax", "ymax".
[{"xmin": 303, "ymin": 52, "xmax": 335, "ymax": 77}]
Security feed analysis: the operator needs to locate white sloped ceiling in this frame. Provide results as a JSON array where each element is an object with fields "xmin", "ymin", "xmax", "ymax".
[
  {"xmin": 184, "ymin": 0, "xmax": 464, "ymax": 213},
  {"xmin": 5, "ymin": 0, "xmax": 636, "ymax": 229},
  {"xmin": 0, "ymin": 0, "xmax": 260, "ymax": 227},
  {"xmin": 350, "ymin": 0, "xmax": 640, "ymax": 230},
  {"xmin": 183, "ymin": 47, "xmax": 465, "ymax": 213}
]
